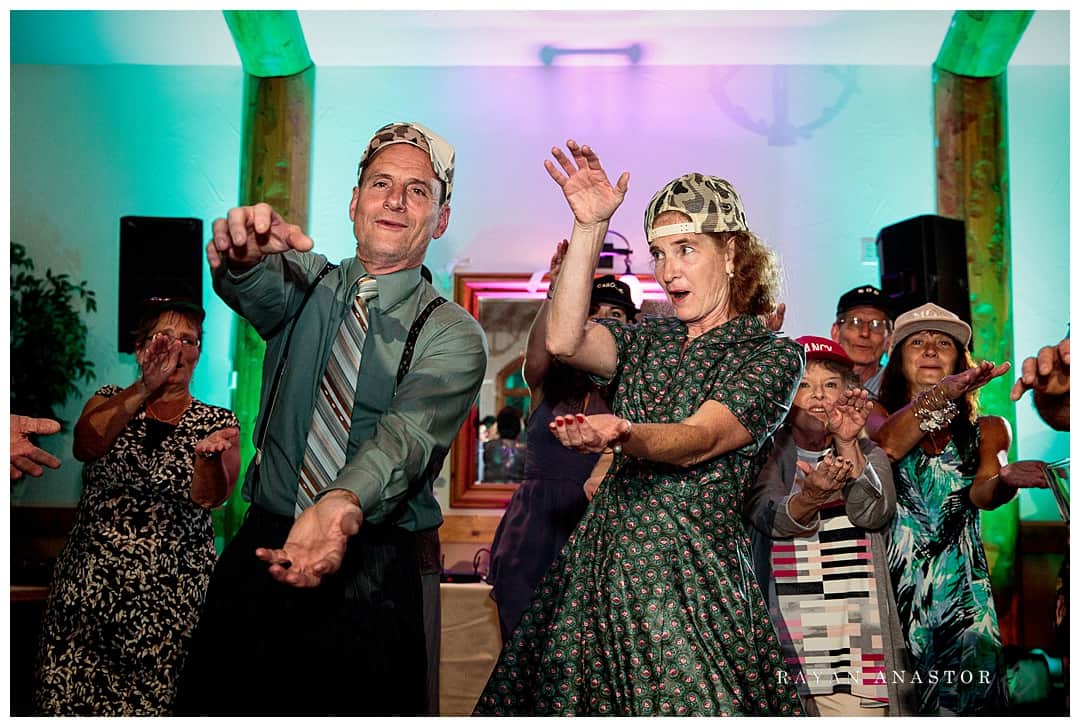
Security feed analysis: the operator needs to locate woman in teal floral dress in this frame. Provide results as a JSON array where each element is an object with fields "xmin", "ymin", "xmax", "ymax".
[
  {"xmin": 474, "ymin": 142, "xmax": 804, "ymax": 716},
  {"xmin": 867, "ymin": 302, "xmax": 1051, "ymax": 715}
]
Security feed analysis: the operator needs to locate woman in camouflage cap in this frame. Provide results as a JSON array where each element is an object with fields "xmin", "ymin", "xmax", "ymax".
[{"xmin": 475, "ymin": 141, "xmax": 804, "ymax": 716}]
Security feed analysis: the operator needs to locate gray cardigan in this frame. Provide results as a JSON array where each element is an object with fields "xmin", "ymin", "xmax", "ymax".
[{"xmin": 744, "ymin": 427, "xmax": 918, "ymax": 716}]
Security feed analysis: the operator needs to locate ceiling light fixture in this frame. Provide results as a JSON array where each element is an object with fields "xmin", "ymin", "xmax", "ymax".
[{"xmin": 539, "ymin": 43, "xmax": 642, "ymax": 66}]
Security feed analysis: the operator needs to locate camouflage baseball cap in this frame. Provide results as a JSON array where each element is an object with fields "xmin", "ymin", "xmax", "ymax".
[
  {"xmin": 644, "ymin": 173, "xmax": 748, "ymax": 242},
  {"xmin": 356, "ymin": 121, "xmax": 455, "ymax": 202}
]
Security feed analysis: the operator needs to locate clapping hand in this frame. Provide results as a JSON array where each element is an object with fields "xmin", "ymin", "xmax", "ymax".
[
  {"xmin": 548, "ymin": 239, "xmax": 569, "ymax": 290},
  {"xmin": 544, "ymin": 140, "xmax": 629, "ymax": 227},
  {"xmin": 137, "ymin": 333, "xmax": 182, "ymax": 393},
  {"xmin": 207, "ymin": 202, "xmax": 314, "ymax": 271},
  {"xmin": 795, "ymin": 454, "xmax": 855, "ymax": 505},
  {"xmin": 763, "ymin": 302, "xmax": 787, "ymax": 333},
  {"xmin": 825, "ymin": 388, "xmax": 871, "ymax": 443}
]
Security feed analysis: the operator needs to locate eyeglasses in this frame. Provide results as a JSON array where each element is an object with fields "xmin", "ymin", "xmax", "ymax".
[
  {"xmin": 150, "ymin": 331, "xmax": 201, "ymax": 349},
  {"xmin": 837, "ymin": 316, "xmax": 891, "ymax": 333}
]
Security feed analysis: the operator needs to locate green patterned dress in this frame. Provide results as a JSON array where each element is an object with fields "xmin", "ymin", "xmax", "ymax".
[
  {"xmin": 475, "ymin": 315, "xmax": 805, "ymax": 715},
  {"xmin": 886, "ymin": 428, "xmax": 1009, "ymax": 715}
]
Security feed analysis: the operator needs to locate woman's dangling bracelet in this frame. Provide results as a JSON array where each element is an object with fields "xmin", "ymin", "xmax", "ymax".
[{"xmin": 912, "ymin": 385, "xmax": 959, "ymax": 432}]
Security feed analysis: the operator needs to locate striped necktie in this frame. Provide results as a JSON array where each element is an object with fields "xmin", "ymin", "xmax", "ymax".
[{"xmin": 295, "ymin": 275, "xmax": 378, "ymax": 515}]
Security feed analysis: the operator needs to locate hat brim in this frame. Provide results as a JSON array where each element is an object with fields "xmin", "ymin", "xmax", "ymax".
[
  {"xmin": 140, "ymin": 297, "xmax": 205, "ymax": 324},
  {"xmin": 837, "ymin": 297, "xmax": 893, "ymax": 319},
  {"xmin": 889, "ymin": 321, "xmax": 971, "ymax": 356},
  {"xmin": 590, "ymin": 291, "xmax": 638, "ymax": 316},
  {"xmin": 805, "ymin": 349, "xmax": 854, "ymax": 367}
]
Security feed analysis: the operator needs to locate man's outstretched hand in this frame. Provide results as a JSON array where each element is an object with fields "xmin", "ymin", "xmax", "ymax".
[
  {"xmin": 206, "ymin": 202, "xmax": 314, "ymax": 272},
  {"xmin": 255, "ymin": 490, "xmax": 363, "ymax": 588},
  {"xmin": 10, "ymin": 414, "xmax": 61, "ymax": 481}
]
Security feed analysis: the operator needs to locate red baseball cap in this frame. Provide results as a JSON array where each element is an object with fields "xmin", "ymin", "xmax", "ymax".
[{"xmin": 796, "ymin": 335, "xmax": 854, "ymax": 366}]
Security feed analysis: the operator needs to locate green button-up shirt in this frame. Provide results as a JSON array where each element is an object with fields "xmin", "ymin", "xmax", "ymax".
[{"xmin": 214, "ymin": 250, "xmax": 487, "ymax": 531}]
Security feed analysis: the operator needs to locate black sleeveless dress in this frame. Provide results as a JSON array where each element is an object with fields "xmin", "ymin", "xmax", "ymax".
[{"xmin": 487, "ymin": 393, "xmax": 610, "ymax": 640}]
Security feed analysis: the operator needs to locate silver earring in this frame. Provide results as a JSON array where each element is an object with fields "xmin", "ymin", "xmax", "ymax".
[{"xmin": 727, "ymin": 270, "xmax": 734, "ymax": 279}]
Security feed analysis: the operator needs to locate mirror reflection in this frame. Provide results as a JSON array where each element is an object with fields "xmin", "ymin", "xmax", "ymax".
[{"xmin": 450, "ymin": 273, "xmax": 672, "ymax": 508}]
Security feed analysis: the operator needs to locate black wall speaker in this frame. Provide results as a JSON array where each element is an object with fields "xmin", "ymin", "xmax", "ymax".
[
  {"xmin": 118, "ymin": 216, "xmax": 203, "ymax": 353},
  {"xmin": 876, "ymin": 214, "xmax": 971, "ymax": 330}
]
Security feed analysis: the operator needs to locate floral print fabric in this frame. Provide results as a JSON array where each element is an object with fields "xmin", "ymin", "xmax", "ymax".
[
  {"xmin": 475, "ymin": 315, "xmax": 805, "ymax": 715},
  {"xmin": 35, "ymin": 385, "xmax": 238, "ymax": 715}
]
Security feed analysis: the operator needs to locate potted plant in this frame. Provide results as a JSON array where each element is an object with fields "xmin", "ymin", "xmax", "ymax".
[{"xmin": 10, "ymin": 242, "xmax": 97, "ymax": 425}]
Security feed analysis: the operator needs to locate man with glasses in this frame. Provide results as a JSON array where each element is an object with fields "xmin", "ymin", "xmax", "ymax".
[{"xmin": 830, "ymin": 285, "xmax": 893, "ymax": 398}]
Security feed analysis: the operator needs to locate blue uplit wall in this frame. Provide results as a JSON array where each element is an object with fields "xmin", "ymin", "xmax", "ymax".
[
  {"xmin": 10, "ymin": 59, "xmax": 1068, "ymax": 517},
  {"xmin": 10, "ymin": 64, "xmax": 242, "ymax": 504}
]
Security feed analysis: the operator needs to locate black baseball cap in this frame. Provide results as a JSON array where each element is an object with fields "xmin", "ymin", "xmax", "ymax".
[
  {"xmin": 590, "ymin": 275, "xmax": 638, "ymax": 317},
  {"xmin": 835, "ymin": 285, "xmax": 892, "ymax": 319}
]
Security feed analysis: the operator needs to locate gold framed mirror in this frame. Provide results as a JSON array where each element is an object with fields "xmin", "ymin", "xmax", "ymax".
[{"xmin": 449, "ymin": 272, "xmax": 671, "ymax": 508}]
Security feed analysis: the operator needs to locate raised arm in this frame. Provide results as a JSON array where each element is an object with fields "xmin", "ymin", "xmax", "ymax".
[
  {"xmin": 523, "ymin": 240, "xmax": 567, "ymax": 397},
  {"xmin": 543, "ymin": 140, "xmax": 628, "ymax": 379}
]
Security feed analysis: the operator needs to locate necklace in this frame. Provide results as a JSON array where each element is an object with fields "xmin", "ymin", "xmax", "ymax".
[
  {"xmin": 922, "ymin": 428, "xmax": 950, "ymax": 455},
  {"xmin": 146, "ymin": 395, "xmax": 191, "ymax": 425}
]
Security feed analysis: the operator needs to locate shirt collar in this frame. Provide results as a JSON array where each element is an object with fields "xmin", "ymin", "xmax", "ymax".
[
  {"xmin": 684, "ymin": 313, "xmax": 773, "ymax": 344},
  {"xmin": 340, "ymin": 258, "xmax": 423, "ymax": 313}
]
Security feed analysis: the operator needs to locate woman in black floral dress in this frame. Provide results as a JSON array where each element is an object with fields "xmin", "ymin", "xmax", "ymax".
[
  {"xmin": 474, "ymin": 142, "xmax": 804, "ymax": 715},
  {"xmin": 34, "ymin": 299, "xmax": 240, "ymax": 715}
]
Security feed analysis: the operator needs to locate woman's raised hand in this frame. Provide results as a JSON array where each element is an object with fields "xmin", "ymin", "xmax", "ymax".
[
  {"xmin": 136, "ymin": 334, "xmax": 182, "ymax": 393},
  {"xmin": 544, "ymin": 140, "xmax": 629, "ymax": 226},
  {"xmin": 938, "ymin": 360, "xmax": 1012, "ymax": 400},
  {"xmin": 548, "ymin": 239, "xmax": 569, "ymax": 288},
  {"xmin": 826, "ymin": 388, "xmax": 871, "ymax": 443}
]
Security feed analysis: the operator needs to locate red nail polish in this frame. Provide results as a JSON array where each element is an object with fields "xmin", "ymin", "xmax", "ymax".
[{"xmin": 576, "ymin": 414, "xmax": 586, "ymax": 423}]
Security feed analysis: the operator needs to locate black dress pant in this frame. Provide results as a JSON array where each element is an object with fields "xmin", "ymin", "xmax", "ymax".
[{"xmin": 174, "ymin": 505, "xmax": 426, "ymax": 716}]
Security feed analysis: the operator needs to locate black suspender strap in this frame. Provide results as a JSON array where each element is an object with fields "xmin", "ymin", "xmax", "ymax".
[
  {"xmin": 252, "ymin": 261, "xmax": 336, "ymax": 469},
  {"xmin": 396, "ymin": 296, "xmax": 447, "ymax": 386},
  {"xmin": 252, "ymin": 278, "xmax": 445, "ymax": 494}
]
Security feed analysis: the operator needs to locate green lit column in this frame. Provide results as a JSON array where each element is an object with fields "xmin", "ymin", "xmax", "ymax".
[
  {"xmin": 213, "ymin": 11, "xmax": 313, "ymax": 546},
  {"xmin": 933, "ymin": 9, "xmax": 1032, "ymax": 646}
]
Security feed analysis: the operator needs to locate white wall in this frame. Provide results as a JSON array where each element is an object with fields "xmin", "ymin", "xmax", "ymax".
[{"xmin": 10, "ymin": 61, "xmax": 1069, "ymax": 519}]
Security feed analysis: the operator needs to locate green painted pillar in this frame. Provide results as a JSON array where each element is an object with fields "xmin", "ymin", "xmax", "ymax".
[
  {"xmin": 933, "ymin": 10, "xmax": 1032, "ymax": 646},
  {"xmin": 212, "ymin": 12, "xmax": 314, "ymax": 547}
]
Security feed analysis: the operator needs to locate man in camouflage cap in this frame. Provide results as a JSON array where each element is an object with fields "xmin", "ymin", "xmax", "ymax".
[{"xmin": 178, "ymin": 123, "xmax": 486, "ymax": 716}]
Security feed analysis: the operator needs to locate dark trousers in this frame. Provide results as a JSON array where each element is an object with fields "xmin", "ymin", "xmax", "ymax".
[{"xmin": 174, "ymin": 505, "xmax": 426, "ymax": 716}]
